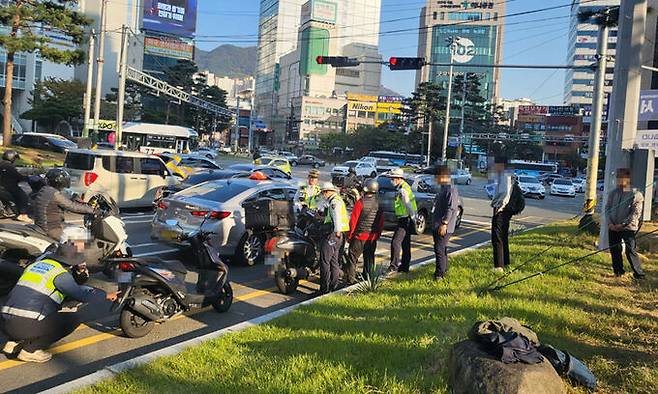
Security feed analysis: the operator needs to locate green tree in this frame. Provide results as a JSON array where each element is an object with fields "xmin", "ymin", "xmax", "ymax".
[
  {"xmin": 0, "ymin": 0, "xmax": 90, "ymax": 145},
  {"xmin": 20, "ymin": 78, "xmax": 84, "ymax": 130},
  {"xmin": 101, "ymin": 82, "xmax": 143, "ymax": 122},
  {"xmin": 192, "ymin": 85, "xmax": 229, "ymax": 135},
  {"xmin": 401, "ymin": 82, "xmax": 445, "ymax": 159}
]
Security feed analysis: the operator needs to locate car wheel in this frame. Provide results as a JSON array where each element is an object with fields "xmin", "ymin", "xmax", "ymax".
[
  {"xmin": 237, "ymin": 230, "xmax": 264, "ymax": 266},
  {"xmin": 455, "ymin": 207, "xmax": 463, "ymax": 230},
  {"xmin": 415, "ymin": 210, "xmax": 428, "ymax": 234},
  {"xmin": 313, "ymin": 163, "xmax": 320, "ymax": 168},
  {"xmin": 291, "ymin": 161, "xmax": 298, "ymax": 167},
  {"xmin": 539, "ymin": 195, "xmax": 545, "ymax": 200},
  {"xmin": 466, "ymin": 178, "xmax": 472, "ymax": 185}
]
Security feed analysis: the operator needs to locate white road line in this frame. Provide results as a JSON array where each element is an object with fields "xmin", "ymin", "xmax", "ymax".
[
  {"xmin": 130, "ymin": 242, "xmax": 159, "ymax": 249},
  {"xmin": 461, "ymin": 219, "xmax": 491, "ymax": 227},
  {"xmin": 122, "ymin": 219, "xmax": 154, "ymax": 224},
  {"xmin": 134, "ymin": 249, "xmax": 180, "ymax": 257}
]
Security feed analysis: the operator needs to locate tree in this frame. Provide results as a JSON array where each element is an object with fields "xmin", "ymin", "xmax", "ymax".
[
  {"xmin": 192, "ymin": 85, "xmax": 229, "ymax": 135},
  {"xmin": 21, "ymin": 78, "xmax": 84, "ymax": 130},
  {"xmin": 401, "ymin": 82, "xmax": 445, "ymax": 159},
  {"xmin": 102, "ymin": 82, "xmax": 144, "ymax": 122},
  {"xmin": 0, "ymin": 0, "xmax": 90, "ymax": 145}
]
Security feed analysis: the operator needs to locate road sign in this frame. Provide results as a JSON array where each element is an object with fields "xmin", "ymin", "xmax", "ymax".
[{"xmin": 639, "ymin": 90, "xmax": 658, "ymax": 121}]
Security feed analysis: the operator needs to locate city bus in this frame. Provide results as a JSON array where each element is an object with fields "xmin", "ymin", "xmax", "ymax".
[
  {"xmin": 118, "ymin": 122, "xmax": 199, "ymax": 154},
  {"xmin": 508, "ymin": 160, "xmax": 558, "ymax": 177},
  {"xmin": 368, "ymin": 151, "xmax": 426, "ymax": 166}
]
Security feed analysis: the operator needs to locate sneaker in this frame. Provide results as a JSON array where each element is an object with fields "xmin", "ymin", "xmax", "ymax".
[
  {"xmin": 493, "ymin": 267, "xmax": 505, "ymax": 274},
  {"xmin": 15, "ymin": 214, "xmax": 32, "ymax": 223},
  {"xmin": 17, "ymin": 349, "xmax": 52, "ymax": 363},
  {"xmin": 2, "ymin": 341, "xmax": 20, "ymax": 355}
]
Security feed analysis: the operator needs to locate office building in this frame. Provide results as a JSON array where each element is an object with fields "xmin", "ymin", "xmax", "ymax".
[{"xmin": 416, "ymin": 0, "xmax": 506, "ymax": 103}]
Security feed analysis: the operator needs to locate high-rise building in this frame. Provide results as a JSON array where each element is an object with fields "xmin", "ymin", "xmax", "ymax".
[
  {"xmin": 563, "ymin": 0, "xmax": 619, "ymax": 115},
  {"xmin": 416, "ymin": 0, "xmax": 506, "ymax": 103}
]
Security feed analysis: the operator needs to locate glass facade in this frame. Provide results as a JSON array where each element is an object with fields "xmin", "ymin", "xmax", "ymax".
[{"xmin": 0, "ymin": 50, "xmax": 27, "ymax": 90}]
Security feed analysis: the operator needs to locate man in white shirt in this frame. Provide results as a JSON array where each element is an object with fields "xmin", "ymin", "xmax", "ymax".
[{"xmin": 491, "ymin": 156, "xmax": 513, "ymax": 272}]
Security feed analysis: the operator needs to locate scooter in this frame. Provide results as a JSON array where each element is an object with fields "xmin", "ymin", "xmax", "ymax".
[{"xmin": 111, "ymin": 215, "xmax": 233, "ymax": 338}]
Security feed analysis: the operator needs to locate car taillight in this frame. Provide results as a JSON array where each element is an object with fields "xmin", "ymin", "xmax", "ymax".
[
  {"xmin": 118, "ymin": 261, "xmax": 136, "ymax": 272},
  {"xmin": 264, "ymin": 237, "xmax": 278, "ymax": 253},
  {"xmin": 84, "ymin": 172, "xmax": 98, "ymax": 186},
  {"xmin": 190, "ymin": 210, "xmax": 231, "ymax": 220},
  {"xmin": 157, "ymin": 201, "xmax": 168, "ymax": 210}
]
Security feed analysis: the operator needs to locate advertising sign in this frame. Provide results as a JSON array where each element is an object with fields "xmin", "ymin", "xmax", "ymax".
[
  {"xmin": 450, "ymin": 37, "xmax": 476, "ymax": 64},
  {"xmin": 639, "ymin": 90, "xmax": 658, "ymax": 122},
  {"xmin": 518, "ymin": 105, "xmax": 549, "ymax": 115},
  {"xmin": 635, "ymin": 130, "xmax": 658, "ymax": 154},
  {"xmin": 347, "ymin": 93, "xmax": 377, "ymax": 102},
  {"xmin": 144, "ymin": 36, "xmax": 193, "ymax": 60},
  {"xmin": 349, "ymin": 102, "xmax": 376, "ymax": 112},
  {"xmin": 378, "ymin": 96, "xmax": 404, "ymax": 103},
  {"xmin": 143, "ymin": 0, "xmax": 197, "ymax": 38},
  {"xmin": 548, "ymin": 106, "xmax": 576, "ymax": 116}
]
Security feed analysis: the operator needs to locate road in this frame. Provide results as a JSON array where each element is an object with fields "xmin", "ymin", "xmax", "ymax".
[{"xmin": 0, "ymin": 163, "xmax": 585, "ymax": 393}]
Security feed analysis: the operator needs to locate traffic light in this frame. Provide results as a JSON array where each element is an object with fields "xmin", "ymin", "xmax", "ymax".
[
  {"xmin": 316, "ymin": 56, "xmax": 360, "ymax": 67},
  {"xmin": 388, "ymin": 57, "xmax": 425, "ymax": 70}
]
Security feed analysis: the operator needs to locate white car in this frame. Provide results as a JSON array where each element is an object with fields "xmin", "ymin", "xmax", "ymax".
[
  {"xmin": 518, "ymin": 176, "xmax": 546, "ymax": 199},
  {"xmin": 571, "ymin": 177, "xmax": 586, "ymax": 193},
  {"xmin": 195, "ymin": 147, "xmax": 218, "ymax": 160},
  {"xmin": 550, "ymin": 179, "xmax": 576, "ymax": 198},
  {"xmin": 451, "ymin": 169, "xmax": 472, "ymax": 185},
  {"xmin": 331, "ymin": 161, "xmax": 378, "ymax": 178}
]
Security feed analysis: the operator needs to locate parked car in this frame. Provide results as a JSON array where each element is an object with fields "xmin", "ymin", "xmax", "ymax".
[
  {"xmin": 254, "ymin": 156, "xmax": 292, "ymax": 175},
  {"xmin": 15, "ymin": 132, "xmax": 77, "ymax": 153},
  {"xmin": 195, "ymin": 147, "xmax": 218, "ymax": 160},
  {"xmin": 229, "ymin": 164, "xmax": 293, "ymax": 181},
  {"xmin": 179, "ymin": 155, "xmax": 222, "ymax": 171},
  {"xmin": 517, "ymin": 176, "xmax": 546, "ymax": 199},
  {"xmin": 332, "ymin": 160, "xmax": 377, "ymax": 178},
  {"xmin": 451, "ymin": 169, "xmax": 472, "ymax": 185},
  {"xmin": 152, "ymin": 178, "xmax": 297, "ymax": 265},
  {"xmin": 571, "ymin": 177, "xmax": 586, "ymax": 193},
  {"xmin": 550, "ymin": 178, "xmax": 576, "ymax": 198},
  {"xmin": 296, "ymin": 154, "xmax": 326, "ymax": 168},
  {"xmin": 64, "ymin": 149, "xmax": 179, "ymax": 208},
  {"xmin": 277, "ymin": 151, "xmax": 299, "ymax": 165},
  {"xmin": 377, "ymin": 174, "xmax": 463, "ymax": 234},
  {"xmin": 540, "ymin": 173, "xmax": 563, "ymax": 186}
]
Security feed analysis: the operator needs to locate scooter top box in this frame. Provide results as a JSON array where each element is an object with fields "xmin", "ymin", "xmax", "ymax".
[{"xmin": 244, "ymin": 199, "xmax": 294, "ymax": 230}]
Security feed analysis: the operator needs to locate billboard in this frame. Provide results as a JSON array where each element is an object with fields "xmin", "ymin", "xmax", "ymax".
[
  {"xmin": 144, "ymin": 36, "xmax": 193, "ymax": 60},
  {"xmin": 639, "ymin": 90, "xmax": 658, "ymax": 122},
  {"xmin": 143, "ymin": 0, "xmax": 197, "ymax": 38},
  {"xmin": 299, "ymin": 27, "xmax": 330, "ymax": 76},
  {"xmin": 518, "ymin": 105, "xmax": 548, "ymax": 115}
]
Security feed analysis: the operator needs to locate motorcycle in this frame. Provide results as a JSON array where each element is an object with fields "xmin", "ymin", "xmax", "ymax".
[{"xmin": 110, "ymin": 214, "xmax": 233, "ymax": 338}]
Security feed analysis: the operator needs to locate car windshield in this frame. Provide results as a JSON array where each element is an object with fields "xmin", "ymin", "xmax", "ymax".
[
  {"xmin": 230, "ymin": 164, "xmax": 255, "ymax": 171},
  {"xmin": 183, "ymin": 172, "xmax": 235, "ymax": 186},
  {"xmin": 176, "ymin": 181, "xmax": 250, "ymax": 202},
  {"xmin": 519, "ymin": 177, "xmax": 540, "ymax": 184},
  {"xmin": 343, "ymin": 161, "xmax": 358, "ymax": 168},
  {"xmin": 64, "ymin": 152, "xmax": 95, "ymax": 170},
  {"xmin": 554, "ymin": 179, "xmax": 572, "ymax": 185}
]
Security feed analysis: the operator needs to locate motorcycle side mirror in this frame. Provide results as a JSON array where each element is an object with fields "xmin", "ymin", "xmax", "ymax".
[{"xmin": 165, "ymin": 219, "xmax": 179, "ymax": 227}]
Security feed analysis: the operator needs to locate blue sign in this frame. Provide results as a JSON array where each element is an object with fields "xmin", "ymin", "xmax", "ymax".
[
  {"xmin": 143, "ymin": 0, "xmax": 197, "ymax": 38},
  {"xmin": 639, "ymin": 90, "xmax": 658, "ymax": 122}
]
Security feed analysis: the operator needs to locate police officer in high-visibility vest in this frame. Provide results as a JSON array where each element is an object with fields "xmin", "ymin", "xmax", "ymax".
[
  {"xmin": 386, "ymin": 168, "xmax": 417, "ymax": 274},
  {"xmin": 294, "ymin": 169, "xmax": 321, "ymax": 212},
  {"xmin": 318, "ymin": 182, "xmax": 350, "ymax": 294},
  {"xmin": 0, "ymin": 227, "xmax": 118, "ymax": 363}
]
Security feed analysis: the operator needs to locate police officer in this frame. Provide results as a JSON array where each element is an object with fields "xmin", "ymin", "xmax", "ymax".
[
  {"xmin": 0, "ymin": 150, "xmax": 30, "ymax": 222},
  {"xmin": 318, "ymin": 182, "xmax": 350, "ymax": 294},
  {"xmin": 0, "ymin": 227, "xmax": 118, "ymax": 363},
  {"xmin": 386, "ymin": 168, "xmax": 417, "ymax": 274},
  {"xmin": 294, "ymin": 169, "xmax": 321, "ymax": 211},
  {"xmin": 346, "ymin": 179, "xmax": 384, "ymax": 284}
]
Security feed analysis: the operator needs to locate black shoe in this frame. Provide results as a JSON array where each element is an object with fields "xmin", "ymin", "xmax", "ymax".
[
  {"xmin": 633, "ymin": 273, "xmax": 646, "ymax": 280},
  {"xmin": 398, "ymin": 268, "xmax": 409, "ymax": 273}
]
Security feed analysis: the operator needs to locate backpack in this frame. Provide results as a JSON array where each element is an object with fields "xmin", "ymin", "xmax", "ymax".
[{"xmin": 507, "ymin": 181, "xmax": 526, "ymax": 216}]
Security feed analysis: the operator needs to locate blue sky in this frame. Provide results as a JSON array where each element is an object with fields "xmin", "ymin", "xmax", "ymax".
[{"xmin": 195, "ymin": 0, "xmax": 571, "ymax": 104}]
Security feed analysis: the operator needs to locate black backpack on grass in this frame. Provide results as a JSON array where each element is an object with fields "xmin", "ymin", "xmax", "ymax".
[{"xmin": 507, "ymin": 181, "xmax": 525, "ymax": 216}]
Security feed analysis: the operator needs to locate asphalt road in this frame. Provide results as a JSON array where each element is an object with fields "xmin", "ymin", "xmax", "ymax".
[{"xmin": 0, "ymin": 164, "xmax": 585, "ymax": 393}]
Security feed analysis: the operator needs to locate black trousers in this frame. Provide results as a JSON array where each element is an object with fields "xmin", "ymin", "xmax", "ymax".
[
  {"xmin": 320, "ymin": 233, "xmax": 344, "ymax": 293},
  {"xmin": 492, "ymin": 209, "xmax": 512, "ymax": 268},
  {"xmin": 347, "ymin": 238, "xmax": 378, "ymax": 281},
  {"xmin": 389, "ymin": 217, "xmax": 412, "ymax": 272},
  {"xmin": 608, "ymin": 230, "xmax": 645, "ymax": 277},
  {"xmin": 1, "ymin": 312, "xmax": 81, "ymax": 352},
  {"xmin": 433, "ymin": 231, "xmax": 451, "ymax": 277}
]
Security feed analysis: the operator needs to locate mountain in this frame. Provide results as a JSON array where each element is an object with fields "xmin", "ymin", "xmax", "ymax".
[
  {"xmin": 194, "ymin": 45, "xmax": 257, "ymax": 78},
  {"xmin": 379, "ymin": 85, "xmax": 402, "ymax": 97}
]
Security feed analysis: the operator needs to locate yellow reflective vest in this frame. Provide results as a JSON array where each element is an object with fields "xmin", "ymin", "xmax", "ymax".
[{"xmin": 324, "ymin": 194, "xmax": 350, "ymax": 232}]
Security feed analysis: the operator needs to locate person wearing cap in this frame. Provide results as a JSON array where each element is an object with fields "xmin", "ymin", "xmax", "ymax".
[
  {"xmin": 605, "ymin": 168, "xmax": 645, "ymax": 279},
  {"xmin": 491, "ymin": 156, "xmax": 513, "ymax": 272},
  {"xmin": 0, "ymin": 227, "xmax": 119, "ymax": 363},
  {"xmin": 431, "ymin": 165, "xmax": 461, "ymax": 280},
  {"xmin": 318, "ymin": 182, "xmax": 350, "ymax": 293},
  {"xmin": 386, "ymin": 168, "xmax": 417, "ymax": 274},
  {"xmin": 294, "ymin": 169, "xmax": 322, "ymax": 211},
  {"xmin": 346, "ymin": 179, "xmax": 384, "ymax": 284}
]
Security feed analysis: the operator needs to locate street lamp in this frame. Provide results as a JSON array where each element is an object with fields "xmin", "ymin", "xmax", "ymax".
[{"xmin": 441, "ymin": 36, "xmax": 461, "ymax": 164}]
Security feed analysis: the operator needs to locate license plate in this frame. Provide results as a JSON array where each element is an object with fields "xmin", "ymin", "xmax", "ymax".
[
  {"xmin": 265, "ymin": 255, "xmax": 279, "ymax": 266},
  {"xmin": 117, "ymin": 272, "xmax": 133, "ymax": 283},
  {"xmin": 160, "ymin": 229, "xmax": 179, "ymax": 241}
]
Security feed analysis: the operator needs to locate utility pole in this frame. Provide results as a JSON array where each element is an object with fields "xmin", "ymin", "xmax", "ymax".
[
  {"xmin": 234, "ymin": 96, "xmax": 241, "ymax": 152},
  {"xmin": 248, "ymin": 95, "xmax": 255, "ymax": 152},
  {"xmin": 426, "ymin": 121, "xmax": 433, "ymax": 167},
  {"xmin": 442, "ymin": 57, "xmax": 454, "ymax": 164},
  {"xmin": 82, "ymin": 29, "xmax": 96, "ymax": 138},
  {"xmin": 457, "ymin": 72, "xmax": 469, "ymax": 166},
  {"xmin": 93, "ymin": 0, "xmax": 108, "ymax": 136},
  {"xmin": 580, "ymin": 14, "xmax": 610, "ymax": 230},
  {"xmin": 599, "ymin": 0, "xmax": 647, "ymax": 248},
  {"xmin": 115, "ymin": 25, "xmax": 128, "ymax": 150}
]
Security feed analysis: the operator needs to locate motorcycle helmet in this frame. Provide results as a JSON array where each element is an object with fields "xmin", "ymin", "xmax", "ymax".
[
  {"xmin": 46, "ymin": 168, "xmax": 72, "ymax": 190},
  {"xmin": 348, "ymin": 167, "xmax": 356, "ymax": 175},
  {"xmin": 363, "ymin": 179, "xmax": 379, "ymax": 194},
  {"xmin": 2, "ymin": 149, "xmax": 19, "ymax": 163}
]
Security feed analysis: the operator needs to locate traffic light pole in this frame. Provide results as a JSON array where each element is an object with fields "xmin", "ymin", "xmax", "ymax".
[{"xmin": 82, "ymin": 29, "xmax": 95, "ymax": 138}]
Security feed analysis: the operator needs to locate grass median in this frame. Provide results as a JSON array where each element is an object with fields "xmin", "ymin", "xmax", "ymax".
[{"xmin": 80, "ymin": 222, "xmax": 658, "ymax": 394}]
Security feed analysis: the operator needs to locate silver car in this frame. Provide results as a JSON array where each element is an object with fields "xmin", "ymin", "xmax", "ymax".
[
  {"xmin": 152, "ymin": 178, "xmax": 297, "ymax": 266},
  {"xmin": 451, "ymin": 169, "xmax": 472, "ymax": 185}
]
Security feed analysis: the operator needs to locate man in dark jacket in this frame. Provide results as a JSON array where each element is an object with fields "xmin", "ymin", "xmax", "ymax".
[
  {"xmin": 346, "ymin": 179, "xmax": 384, "ymax": 284},
  {"xmin": 32, "ymin": 169, "xmax": 95, "ymax": 240},
  {"xmin": 0, "ymin": 150, "xmax": 30, "ymax": 222},
  {"xmin": 431, "ymin": 165, "xmax": 461, "ymax": 280}
]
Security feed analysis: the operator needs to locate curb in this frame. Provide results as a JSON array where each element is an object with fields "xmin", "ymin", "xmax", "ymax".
[{"xmin": 43, "ymin": 240, "xmax": 491, "ymax": 394}]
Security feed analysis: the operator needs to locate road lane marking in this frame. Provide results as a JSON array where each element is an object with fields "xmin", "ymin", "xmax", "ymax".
[
  {"xmin": 130, "ymin": 242, "xmax": 159, "ymax": 249},
  {"xmin": 461, "ymin": 219, "xmax": 491, "ymax": 227},
  {"xmin": 134, "ymin": 249, "xmax": 180, "ymax": 257},
  {"xmin": 123, "ymin": 220, "xmax": 154, "ymax": 225}
]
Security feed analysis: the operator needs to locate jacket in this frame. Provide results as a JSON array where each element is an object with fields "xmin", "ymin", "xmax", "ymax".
[
  {"xmin": 0, "ymin": 160, "xmax": 26, "ymax": 191},
  {"xmin": 348, "ymin": 194, "xmax": 384, "ymax": 241},
  {"xmin": 491, "ymin": 171, "xmax": 512, "ymax": 212},
  {"xmin": 606, "ymin": 187, "xmax": 644, "ymax": 232},
  {"xmin": 432, "ymin": 184, "xmax": 460, "ymax": 233},
  {"xmin": 32, "ymin": 185, "xmax": 95, "ymax": 240}
]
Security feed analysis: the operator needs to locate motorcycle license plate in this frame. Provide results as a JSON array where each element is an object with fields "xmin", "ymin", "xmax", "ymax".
[
  {"xmin": 265, "ymin": 255, "xmax": 279, "ymax": 266},
  {"xmin": 160, "ymin": 229, "xmax": 179, "ymax": 241},
  {"xmin": 117, "ymin": 272, "xmax": 133, "ymax": 283}
]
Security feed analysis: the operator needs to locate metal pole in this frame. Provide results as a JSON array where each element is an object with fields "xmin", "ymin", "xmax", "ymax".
[
  {"xmin": 248, "ymin": 95, "xmax": 255, "ymax": 151},
  {"xmin": 426, "ymin": 121, "xmax": 433, "ymax": 167},
  {"xmin": 115, "ymin": 25, "xmax": 128, "ymax": 150},
  {"xmin": 234, "ymin": 96, "xmax": 240, "ymax": 152},
  {"xmin": 581, "ymin": 22, "xmax": 609, "ymax": 227},
  {"xmin": 442, "ymin": 60, "xmax": 454, "ymax": 163},
  {"xmin": 93, "ymin": 0, "xmax": 108, "ymax": 134},
  {"xmin": 82, "ymin": 29, "xmax": 95, "ymax": 138},
  {"xmin": 457, "ymin": 72, "xmax": 468, "ymax": 166}
]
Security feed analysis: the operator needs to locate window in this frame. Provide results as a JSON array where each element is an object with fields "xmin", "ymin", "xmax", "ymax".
[
  {"xmin": 178, "ymin": 182, "xmax": 250, "ymax": 202},
  {"xmin": 433, "ymin": 11, "xmax": 437, "ymax": 20},
  {"xmin": 140, "ymin": 158, "xmax": 165, "ymax": 175},
  {"xmin": 258, "ymin": 188, "xmax": 287, "ymax": 200},
  {"xmin": 65, "ymin": 153, "xmax": 95, "ymax": 171},
  {"xmin": 116, "ymin": 157, "xmax": 135, "ymax": 174}
]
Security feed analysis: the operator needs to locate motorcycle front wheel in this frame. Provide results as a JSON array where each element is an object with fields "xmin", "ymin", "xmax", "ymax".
[
  {"xmin": 211, "ymin": 282, "xmax": 234, "ymax": 313},
  {"xmin": 120, "ymin": 308, "xmax": 155, "ymax": 338},
  {"xmin": 275, "ymin": 270, "xmax": 299, "ymax": 294}
]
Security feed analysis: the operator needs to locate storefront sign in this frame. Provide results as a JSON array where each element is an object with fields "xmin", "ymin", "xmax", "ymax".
[
  {"xmin": 347, "ymin": 93, "xmax": 377, "ymax": 102},
  {"xmin": 635, "ymin": 130, "xmax": 658, "ymax": 155},
  {"xmin": 639, "ymin": 90, "xmax": 658, "ymax": 122},
  {"xmin": 144, "ymin": 36, "xmax": 194, "ymax": 60},
  {"xmin": 348, "ymin": 102, "xmax": 376, "ymax": 112},
  {"xmin": 518, "ymin": 105, "xmax": 548, "ymax": 115}
]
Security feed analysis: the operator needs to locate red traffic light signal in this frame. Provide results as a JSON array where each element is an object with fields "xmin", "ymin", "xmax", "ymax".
[
  {"xmin": 389, "ymin": 57, "xmax": 425, "ymax": 70},
  {"xmin": 316, "ymin": 56, "xmax": 360, "ymax": 67}
]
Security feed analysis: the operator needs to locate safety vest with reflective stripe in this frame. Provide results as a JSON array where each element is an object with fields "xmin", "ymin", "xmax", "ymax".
[
  {"xmin": 324, "ymin": 194, "xmax": 350, "ymax": 232},
  {"xmin": 394, "ymin": 181, "xmax": 417, "ymax": 218},
  {"xmin": 304, "ymin": 184, "xmax": 321, "ymax": 209}
]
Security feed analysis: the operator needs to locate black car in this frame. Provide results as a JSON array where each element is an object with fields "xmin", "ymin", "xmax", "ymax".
[
  {"xmin": 15, "ymin": 132, "xmax": 77, "ymax": 153},
  {"xmin": 296, "ymin": 155, "xmax": 326, "ymax": 168}
]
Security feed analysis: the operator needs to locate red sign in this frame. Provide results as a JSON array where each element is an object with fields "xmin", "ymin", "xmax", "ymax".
[{"xmin": 518, "ymin": 105, "xmax": 549, "ymax": 115}]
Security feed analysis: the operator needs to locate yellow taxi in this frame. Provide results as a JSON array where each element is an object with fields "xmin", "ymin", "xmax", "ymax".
[
  {"xmin": 253, "ymin": 156, "xmax": 292, "ymax": 175},
  {"xmin": 158, "ymin": 153, "xmax": 193, "ymax": 179}
]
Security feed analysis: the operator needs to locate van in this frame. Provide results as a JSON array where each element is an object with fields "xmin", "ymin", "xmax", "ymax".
[{"xmin": 64, "ymin": 149, "xmax": 180, "ymax": 208}]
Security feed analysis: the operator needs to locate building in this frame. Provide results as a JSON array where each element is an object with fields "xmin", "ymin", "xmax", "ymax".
[
  {"xmin": 497, "ymin": 97, "xmax": 536, "ymax": 126},
  {"xmin": 345, "ymin": 93, "xmax": 404, "ymax": 131},
  {"xmin": 200, "ymin": 73, "xmax": 255, "ymax": 100},
  {"xmin": 416, "ymin": 0, "xmax": 506, "ymax": 103},
  {"xmin": 564, "ymin": 0, "xmax": 619, "ymax": 114}
]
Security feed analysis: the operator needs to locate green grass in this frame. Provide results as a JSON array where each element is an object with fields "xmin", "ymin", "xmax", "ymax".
[
  {"xmin": 80, "ymin": 223, "xmax": 658, "ymax": 394},
  {"xmin": 0, "ymin": 146, "xmax": 64, "ymax": 168}
]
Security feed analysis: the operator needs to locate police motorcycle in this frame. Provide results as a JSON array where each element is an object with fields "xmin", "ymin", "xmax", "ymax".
[
  {"xmin": 0, "ymin": 194, "xmax": 130, "ymax": 295},
  {"xmin": 110, "ymin": 213, "xmax": 233, "ymax": 338}
]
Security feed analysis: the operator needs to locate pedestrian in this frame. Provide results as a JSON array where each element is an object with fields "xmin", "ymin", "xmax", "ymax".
[
  {"xmin": 491, "ymin": 156, "xmax": 513, "ymax": 272},
  {"xmin": 346, "ymin": 179, "xmax": 384, "ymax": 284},
  {"xmin": 431, "ymin": 165, "xmax": 461, "ymax": 280},
  {"xmin": 386, "ymin": 168, "xmax": 417, "ymax": 274},
  {"xmin": 318, "ymin": 182, "xmax": 350, "ymax": 294},
  {"xmin": 605, "ymin": 168, "xmax": 645, "ymax": 279}
]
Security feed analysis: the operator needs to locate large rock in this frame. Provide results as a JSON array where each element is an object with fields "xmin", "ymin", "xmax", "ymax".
[{"xmin": 448, "ymin": 340, "xmax": 566, "ymax": 394}]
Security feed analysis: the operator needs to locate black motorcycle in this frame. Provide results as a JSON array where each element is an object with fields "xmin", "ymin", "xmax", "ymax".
[{"xmin": 111, "ymin": 215, "xmax": 233, "ymax": 338}]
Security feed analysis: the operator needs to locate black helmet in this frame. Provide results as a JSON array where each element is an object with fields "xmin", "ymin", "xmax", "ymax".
[
  {"xmin": 363, "ymin": 179, "xmax": 379, "ymax": 194},
  {"xmin": 2, "ymin": 150, "xmax": 19, "ymax": 163},
  {"xmin": 46, "ymin": 168, "xmax": 71, "ymax": 190},
  {"xmin": 348, "ymin": 167, "xmax": 356, "ymax": 175}
]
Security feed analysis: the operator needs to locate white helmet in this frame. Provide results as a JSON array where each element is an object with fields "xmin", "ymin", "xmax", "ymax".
[
  {"xmin": 60, "ymin": 226, "xmax": 91, "ymax": 244},
  {"xmin": 320, "ymin": 181, "xmax": 337, "ymax": 192}
]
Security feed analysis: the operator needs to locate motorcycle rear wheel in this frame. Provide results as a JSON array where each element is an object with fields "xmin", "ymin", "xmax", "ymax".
[
  {"xmin": 275, "ymin": 270, "xmax": 299, "ymax": 294},
  {"xmin": 120, "ymin": 308, "xmax": 155, "ymax": 338},
  {"xmin": 211, "ymin": 282, "xmax": 234, "ymax": 313}
]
